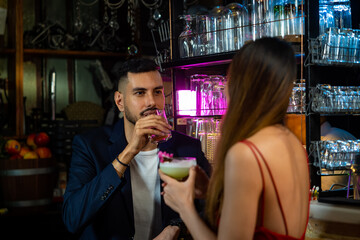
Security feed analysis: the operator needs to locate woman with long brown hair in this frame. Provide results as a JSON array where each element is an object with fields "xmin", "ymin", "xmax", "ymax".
[{"xmin": 159, "ymin": 37, "xmax": 310, "ymax": 240}]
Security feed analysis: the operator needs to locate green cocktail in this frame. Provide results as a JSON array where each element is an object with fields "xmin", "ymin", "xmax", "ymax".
[{"xmin": 159, "ymin": 157, "xmax": 197, "ymax": 180}]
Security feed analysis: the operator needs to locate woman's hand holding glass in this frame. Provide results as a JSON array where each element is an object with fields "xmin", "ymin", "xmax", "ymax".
[
  {"xmin": 160, "ymin": 166, "xmax": 197, "ymax": 214},
  {"xmin": 159, "ymin": 166, "xmax": 209, "ymax": 214}
]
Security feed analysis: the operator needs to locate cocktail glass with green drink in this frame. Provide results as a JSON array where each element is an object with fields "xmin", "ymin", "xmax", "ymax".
[{"xmin": 158, "ymin": 151, "xmax": 197, "ymax": 180}]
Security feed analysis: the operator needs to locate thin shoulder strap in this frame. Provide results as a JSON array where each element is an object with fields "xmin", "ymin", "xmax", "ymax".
[
  {"xmin": 241, "ymin": 139, "xmax": 289, "ymax": 235},
  {"xmin": 240, "ymin": 140, "xmax": 266, "ymax": 225}
]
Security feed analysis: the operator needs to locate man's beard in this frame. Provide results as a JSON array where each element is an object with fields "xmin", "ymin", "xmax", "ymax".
[
  {"xmin": 124, "ymin": 105, "xmax": 157, "ymax": 125},
  {"xmin": 124, "ymin": 105, "xmax": 137, "ymax": 125}
]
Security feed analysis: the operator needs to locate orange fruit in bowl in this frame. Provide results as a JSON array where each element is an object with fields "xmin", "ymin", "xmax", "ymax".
[
  {"xmin": 19, "ymin": 145, "xmax": 31, "ymax": 157},
  {"xmin": 4, "ymin": 139, "xmax": 21, "ymax": 155},
  {"xmin": 35, "ymin": 147, "xmax": 52, "ymax": 159},
  {"xmin": 23, "ymin": 151, "xmax": 39, "ymax": 159},
  {"xmin": 26, "ymin": 133, "xmax": 37, "ymax": 149}
]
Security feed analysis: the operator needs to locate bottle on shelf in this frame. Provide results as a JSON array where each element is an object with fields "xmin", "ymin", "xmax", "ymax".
[{"xmin": 273, "ymin": 0, "xmax": 286, "ymax": 37}]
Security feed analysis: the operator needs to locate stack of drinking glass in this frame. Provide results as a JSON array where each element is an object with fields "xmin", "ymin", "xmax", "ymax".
[
  {"xmin": 186, "ymin": 118, "xmax": 221, "ymax": 165},
  {"xmin": 287, "ymin": 82, "xmax": 306, "ymax": 113},
  {"xmin": 179, "ymin": 0, "xmax": 305, "ymax": 58},
  {"xmin": 189, "ymin": 74, "xmax": 227, "ymax": 116},
  {"xmin": 310, "ymin": 140, "xmax": 360, "ymax": 170},
  {"xmin": 319, "ymin": 0, "xmax": 352, "ymax": 36},
  {"xmin": 316, "ymin": 28, "xmax": 360, "ymax": 64},
  {"xmin": 310, "ymin": 84, "xmax": 360, "ymax": 113}
]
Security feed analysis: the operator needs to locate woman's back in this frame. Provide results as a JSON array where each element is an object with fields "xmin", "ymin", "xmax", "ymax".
[{"xmin": 219, "ymin": 125, "xmax": 309, "ymax": 239}]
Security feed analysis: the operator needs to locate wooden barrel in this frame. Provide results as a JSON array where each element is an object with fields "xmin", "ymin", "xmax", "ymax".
[{"xmin": 0, "ymin": 158, "xmax": 58, "ymax": 215}]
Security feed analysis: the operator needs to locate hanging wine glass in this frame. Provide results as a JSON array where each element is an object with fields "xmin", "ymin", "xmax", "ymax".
[{"xmin": 178, "ymin": 15, "xmax": 196, "ymax": 58}]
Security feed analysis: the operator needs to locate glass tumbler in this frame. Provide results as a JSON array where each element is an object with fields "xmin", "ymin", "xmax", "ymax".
[
  {"xmin": 332, "ymin": 0, "xmax": 352, "ymax": 29},
  {"xmin": 337, "ymin": 28, "xmax": 352, "ymax": 62},
  {"xmin": 210, "ymin": 75, "xmax": 227, "ymax": 115},
  {"xmin": 201, "ymin": 78, "xmax": 213, "ymax": 115},
  {"xmin": 190, "ymin": 74, "xmax": 207, "ymax": 115},
  {"xmin": 226, "ymin": 2, "xmax": 250, "ymax": 50},
  {"xmin": 351, "ymin": 29, "xmax": 360, "ymax": 63},
  {"xmin": 209, "ymin": 6, "xmax": 230, "ymax": 54},
  {"xmin": 322, "ymin": 27, "xmax": 340, "ymax": 62},
  {"xmin": 248, "ymin": 0, "xmax": 273, "ymax": 39},
  {"xmin": 150, "ymin": 109, "xmax": 172, "ymax": 143},
  {"xmin": 319, "ymin": 0, "xmax": 335, "ymax": 36},
  {"xmin": 195, "ymin": 15, "xmax": 211, "ymax": 56},
  {"xmin": 221, "ymin": 6, "xmax": 234, "ymax": 52},
  {"xmin": 205, "ymin": 118, "xmax": 220, "ymax": 164}
]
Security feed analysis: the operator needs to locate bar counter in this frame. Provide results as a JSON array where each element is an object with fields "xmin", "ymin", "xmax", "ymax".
[{"xmin": 306, "ymin": 200, "xmax": 360, "ymax": 240}]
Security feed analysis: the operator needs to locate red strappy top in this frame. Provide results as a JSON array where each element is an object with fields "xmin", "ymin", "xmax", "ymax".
[{"xmin": 241, "ymin": 140, "xmax": 310, "ymax": 240}]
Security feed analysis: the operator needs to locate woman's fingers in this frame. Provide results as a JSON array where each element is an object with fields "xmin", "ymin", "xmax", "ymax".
[
  {"xmin": 188, "ymin": 166, "xmax": 197, "ymax": 185},
  {"xmin": 159, "ymin": 169, "xmax": 174, "ymax": 183}
]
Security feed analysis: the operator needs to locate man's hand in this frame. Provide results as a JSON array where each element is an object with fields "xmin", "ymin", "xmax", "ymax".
[
  {"xmin": 153, "ymin": 225, "xmax": 180, "ymax": 240},
  {"xmin": 128, "ymin": 114, "xmax": 172, "ymax": 153}
]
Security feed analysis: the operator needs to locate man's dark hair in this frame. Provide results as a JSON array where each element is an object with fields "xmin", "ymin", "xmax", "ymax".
[{"xmin": 112, "ymin": 58, "xmax": 159, "ymax": 82}]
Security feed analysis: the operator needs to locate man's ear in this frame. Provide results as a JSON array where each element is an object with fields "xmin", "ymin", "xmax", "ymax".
[{"xmin": 114, "ymin": 91, "xmax": 125, "ymax": 112}]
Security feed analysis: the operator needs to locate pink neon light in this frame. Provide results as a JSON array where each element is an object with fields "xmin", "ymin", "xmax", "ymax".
[{"xmin": 176, "ymin": 90, "xmax": 197, "ymax": 116}]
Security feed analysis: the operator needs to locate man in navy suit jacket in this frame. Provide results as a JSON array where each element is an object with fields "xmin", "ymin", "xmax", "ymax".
[{"xmin": 62, "ymin": 58, "xmax": 211, "ymax": 240}]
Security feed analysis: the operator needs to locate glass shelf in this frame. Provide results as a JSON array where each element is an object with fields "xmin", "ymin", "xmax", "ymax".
[{"xmin": 163, "ymin": 52, "xmax": 304, "ymax": 69}]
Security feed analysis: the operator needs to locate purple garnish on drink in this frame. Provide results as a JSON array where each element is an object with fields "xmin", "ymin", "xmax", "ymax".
[{"xmin": 158, "ymin": 151, "xmax": 174, "ymax": 163}]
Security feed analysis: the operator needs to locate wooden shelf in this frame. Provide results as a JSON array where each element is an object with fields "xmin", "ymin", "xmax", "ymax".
[
  {"xmin": 281, "ymin": 34, "xmax": 304, "ymax": 43},
  {"xmin": 0, "ymin": 48, "xmax": 16, "ymax": 55},
  {"xmin": 23, "ymin": 49, "xmax": 128, "ymax": 58}
]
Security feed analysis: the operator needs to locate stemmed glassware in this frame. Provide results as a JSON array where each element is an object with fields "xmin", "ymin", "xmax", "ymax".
[
  {"xmin": 159, "ymin": 156, "xmax": 197, "ymax": 180},
  {"xmin": 179, "ymin": 15, "xmax": 196, "ymax": 58}
]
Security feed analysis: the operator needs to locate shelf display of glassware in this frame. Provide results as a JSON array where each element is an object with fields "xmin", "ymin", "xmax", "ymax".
[
  {"xmin": 310, "ymin": 84, "xmax": 360, "ymax": 113},
  {"xmin": 308, "ymin": 28, "xmax": 360, "ymax": 66},
  {"xmin": 176, "ymin": 74, "xmax": 227, "ymax": 117},
  {"xmin": 310, "ymin": 139, "xmax": 360, "ymax": 175},
  {"xmin": 178, "ymin": 0, "xmax": 304, "ymax": 59},
  {"xmin": 176, "ymin": 75, "xmax": 306, "ymax": 117},
  {"xmin": 304, "ymin": 0, "xmax": 357, "ymax": 66}
]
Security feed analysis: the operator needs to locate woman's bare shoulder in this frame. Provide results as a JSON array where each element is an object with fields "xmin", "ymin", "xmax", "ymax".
[{"xmin": 225, "ymin": 141, "xmax": 260, "ymax": 170}]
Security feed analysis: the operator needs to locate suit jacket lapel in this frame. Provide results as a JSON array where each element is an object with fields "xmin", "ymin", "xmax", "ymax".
[{"xmin": 108, "ymin": 119, "xmax": 134, "ymax": 230}]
